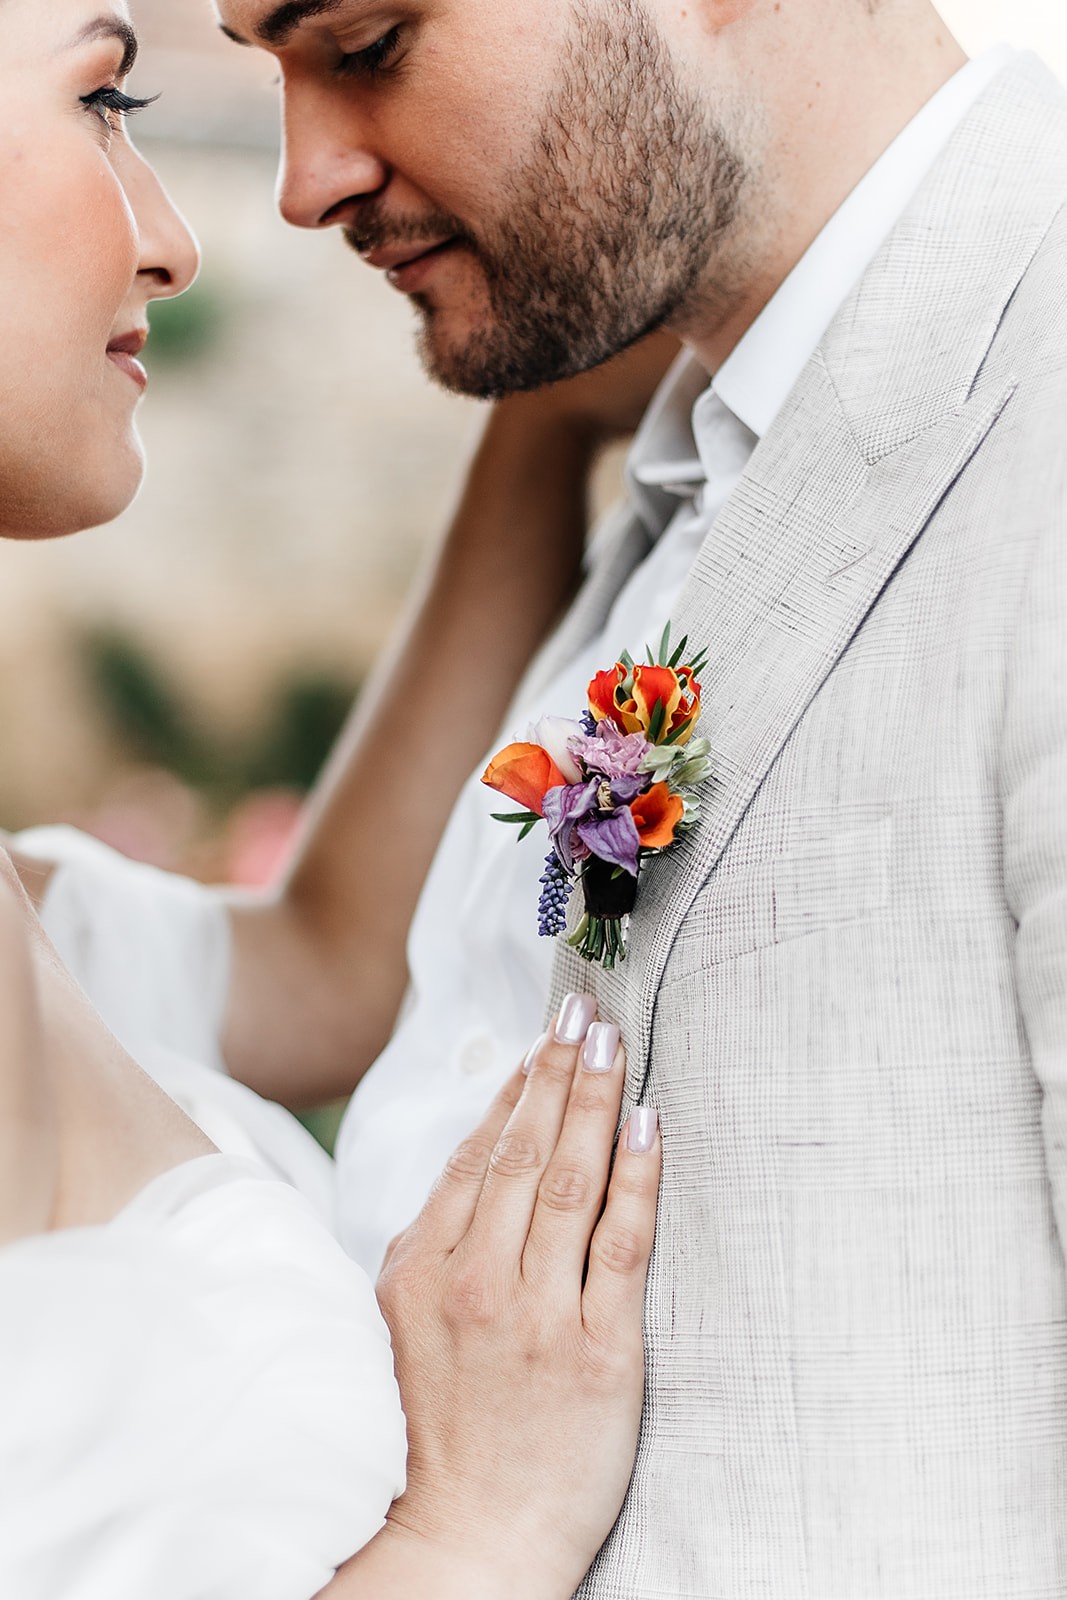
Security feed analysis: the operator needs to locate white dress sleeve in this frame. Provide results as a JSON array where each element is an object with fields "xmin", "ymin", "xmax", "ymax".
[
  {"xmin": 0, "ymin": 1156, "xmax": 407, "ymax": 1600},
  {"xmin": 14, "ymin": 827, "xmax": 338, "ymax": 1227}
]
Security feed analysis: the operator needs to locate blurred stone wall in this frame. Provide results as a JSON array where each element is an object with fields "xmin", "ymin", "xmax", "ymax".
[{"xmin": 0, "ymin": 0, "xmax": 485, "ymax": 832}]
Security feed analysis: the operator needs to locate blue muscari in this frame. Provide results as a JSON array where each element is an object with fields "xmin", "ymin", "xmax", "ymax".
[{"xmin": 537, "ymin": 850, "xmax": 573, "ymax": 937}]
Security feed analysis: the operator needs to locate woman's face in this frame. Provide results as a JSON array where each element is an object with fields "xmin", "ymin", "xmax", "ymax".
[{"xmin": 0, "ymin": 1, "xmax": 200, "ymax": 539}]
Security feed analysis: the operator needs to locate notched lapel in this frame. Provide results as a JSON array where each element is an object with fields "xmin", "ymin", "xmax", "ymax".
[{"xmin": 613, "ymin": 362, "xmax": 1016, "ymax": 1106}]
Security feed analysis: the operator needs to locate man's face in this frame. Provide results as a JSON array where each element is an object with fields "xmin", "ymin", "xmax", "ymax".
[{"xmin": 218, "ymin": 0, "xmax": 746, "ymax": 397}]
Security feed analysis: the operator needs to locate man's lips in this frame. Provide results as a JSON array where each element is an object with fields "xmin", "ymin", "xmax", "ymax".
[
  {"xmin": 106, "ymin": 328, "xmax": 149, "ymax": 391},
  {"xmin": 357, "ymin": 237, "xmax": 462, "ymax": 290}
]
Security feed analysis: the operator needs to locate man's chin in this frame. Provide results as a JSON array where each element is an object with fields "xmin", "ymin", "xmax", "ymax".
[
  {"xmin": 414, "ymin": 317, "xmax": 522, "ymax": 401},
  {"xmin": 414, "ymin": 313, "xmax": 600, "ymax": 401}
]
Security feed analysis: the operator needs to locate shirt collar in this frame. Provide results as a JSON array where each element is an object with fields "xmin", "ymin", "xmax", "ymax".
[{"xmin": 626, "ymin": 40, "xmax": 1018, "ymax": 518}]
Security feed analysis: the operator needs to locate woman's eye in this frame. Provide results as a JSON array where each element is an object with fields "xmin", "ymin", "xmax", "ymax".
[
  {"xmin": 336, "ymin": 25, "xmax": 404, "ymax": 80},
  {"xmin": 80, "ymin": 86, "xmax": 159, "ymax": 133}
]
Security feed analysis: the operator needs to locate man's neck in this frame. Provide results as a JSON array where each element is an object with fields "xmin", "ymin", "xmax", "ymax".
[{"xmin": 675, "ymin": 7, "xmax": 967, "ymax": 373}]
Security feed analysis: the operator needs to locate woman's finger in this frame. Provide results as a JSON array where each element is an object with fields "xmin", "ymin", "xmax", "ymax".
[
  {"xmin": 460, "ymin": 993, "xmax": 598, "ymax": 1267},
  {"xmin": 394, "ymin": 1067, "xmax": 526, "ymax": 1260},
  {"xmin": 581, "ymin": 1107, "xmax": 661, "ymax": 1343},
  {"xmin": 520, "ymin": 1022, "xmax": 627, "ymax": 1294}
]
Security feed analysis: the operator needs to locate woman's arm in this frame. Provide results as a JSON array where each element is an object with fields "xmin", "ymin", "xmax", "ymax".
[
  {"xmin": 0, "ymin": 852, "xmax": 57, "ymax": 1243},
  {"xmin": 222, "ymin": 336, "xmax": 679, "ymax": 1108},
  {"xmin": 318, "ymin": 1005, "xmax": 661, "ymax": 1600}
]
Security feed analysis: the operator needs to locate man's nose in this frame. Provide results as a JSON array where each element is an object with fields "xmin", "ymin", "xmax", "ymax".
[{"xmin": 276, "ymin": 91, "xmax": 389, "ymax": 230}]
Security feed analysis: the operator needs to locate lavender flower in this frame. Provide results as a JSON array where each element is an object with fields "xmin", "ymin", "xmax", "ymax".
[{"xmin": 569, "ymin": 720, "xmax": 652, "ymax": 782}]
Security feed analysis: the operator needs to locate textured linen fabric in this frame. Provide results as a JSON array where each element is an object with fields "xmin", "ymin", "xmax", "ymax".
[
  {"xmin": 335, "ymin": 48, "xmax": 1013, "ymax": 1274},
  {"xmin": 532, "ymin": 54, "xmax": 1067, "ymax": 1600},
  {"xmin": 0, "ymin": 1155, "xmax": 406, "ymax": 1600}
]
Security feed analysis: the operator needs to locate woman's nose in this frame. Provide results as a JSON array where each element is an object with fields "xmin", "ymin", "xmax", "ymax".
[{"xmin": 126, "ymin": 148, "xmax": 201, "ymax": 302}]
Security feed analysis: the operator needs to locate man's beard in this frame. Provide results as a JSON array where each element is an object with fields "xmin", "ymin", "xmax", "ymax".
[{"xmin": 346, "ymin": 0, "xmax": 747, "ymax": 398}]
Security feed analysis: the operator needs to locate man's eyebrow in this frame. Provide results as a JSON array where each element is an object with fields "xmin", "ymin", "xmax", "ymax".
[
  {"xmin": 73, "ymin": 17, "xmax": 140, "ymax": 78},
  {"xmin": 220, "ymin": 0, "xmax": 350, "ymax": 50}
]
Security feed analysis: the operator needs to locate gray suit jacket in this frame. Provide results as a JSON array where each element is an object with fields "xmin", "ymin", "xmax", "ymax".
[{"xmin": 532, "ymin": 56, "xmax": 1067, "ymax": 1598}]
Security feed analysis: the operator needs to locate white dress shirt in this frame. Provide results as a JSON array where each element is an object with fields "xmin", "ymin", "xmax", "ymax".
[{"xmin": 335, "ymin": 45, "xmax": 1016, "ymax": 1274}]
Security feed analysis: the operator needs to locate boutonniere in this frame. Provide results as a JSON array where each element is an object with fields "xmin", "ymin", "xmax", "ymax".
[{"xmin": 482, "ymin": 626, "xmax": 712, "ymax": 969}]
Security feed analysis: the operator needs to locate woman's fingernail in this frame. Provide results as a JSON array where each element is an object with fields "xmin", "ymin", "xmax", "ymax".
[
  {"xmin": 627, "ymin": 1108, "xmax": 659, "ymax": 1154},
  {"xmin": 582, "ymin": 1021, "xmax": 620, "ymax": 1074},
  {"xmin": 555, "ymin": 993, "xmax": 597, "ymax": 1045},
  {"xmin": 522, "ymin": 1033, "xmax": 547, "ymax": 1076}
]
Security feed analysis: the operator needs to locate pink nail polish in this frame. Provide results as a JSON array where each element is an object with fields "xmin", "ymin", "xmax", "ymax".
[
  {"xmin": 522, "ymin": 1033, "xmax": 547, "ymax": 1076},
  {"xmin": 627, "ymin": 1108, "xmax": 658, "ymax": 1153},
  {"xmin": 582, "ymin": 1022, "xmax": 620, "ymax": 1074},
  {"xmin": 555, "ymin": 993, "xmax": 597, "ymax": 1045}
]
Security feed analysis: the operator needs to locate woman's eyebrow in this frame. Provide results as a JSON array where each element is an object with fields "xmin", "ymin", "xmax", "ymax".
[{"xmin": 71, "ymin": 17, "xmax": 140, "ymax": 79}]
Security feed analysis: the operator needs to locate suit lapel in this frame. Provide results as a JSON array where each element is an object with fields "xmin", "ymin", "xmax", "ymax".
[{"xmin": 548, "ymin": 54, "xmax": 1067, "ymax": 1108}]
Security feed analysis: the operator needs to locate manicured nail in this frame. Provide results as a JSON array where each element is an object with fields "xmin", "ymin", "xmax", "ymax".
[
  {"xmin": 627, "ymin": 1108, "xmax": 658, "ymax": 1154},
  {"xmin": 522, "ymin": 1033, "xmax": 547, "ymax": 1076},
  {"xmin": 555, "ymin": 993, "xmax": 597, "ymax": 1045},
  {"xmin": 582, "ymin": 1021, "xmax": 620, "ymax": 1074}
]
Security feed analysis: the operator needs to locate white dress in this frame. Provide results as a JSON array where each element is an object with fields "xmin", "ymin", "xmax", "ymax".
[{"xmin": 1, "ymin": 830, "xmax": 407, "ymax": 1599}]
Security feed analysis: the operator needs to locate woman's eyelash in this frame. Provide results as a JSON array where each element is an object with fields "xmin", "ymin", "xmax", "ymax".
[
  {"xmin": 336, "ymin": 26, "xmax": 403, "ymax": 79},
  {"xmin": 80, "ymin": 87, "xmax": 160, "ymax": 126}
]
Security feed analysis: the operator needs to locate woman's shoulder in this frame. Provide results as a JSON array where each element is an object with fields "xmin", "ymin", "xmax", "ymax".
[{"xmin": 0, "ymin": 1158, "xmax": 407, "ymax": 1599}]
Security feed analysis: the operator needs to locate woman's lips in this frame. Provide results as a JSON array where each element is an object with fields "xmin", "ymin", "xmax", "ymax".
[
  {"xmin": 106, "ymin": 349, "xmax": 148, "ymax": 391},
  {"xmin": 106, "ymin": 330, "xmax": 149, "ymax": 392}
]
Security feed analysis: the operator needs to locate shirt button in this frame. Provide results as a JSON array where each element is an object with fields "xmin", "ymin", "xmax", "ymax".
[{"xmin": 459, "ymin": 1035, "xmax": 497, "ymax": 1077}]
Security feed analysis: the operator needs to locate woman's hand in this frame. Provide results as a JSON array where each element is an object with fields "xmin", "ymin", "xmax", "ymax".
[{"xmin": 325, "ymin": 996, "xmax": 660, "ymax": 1600}]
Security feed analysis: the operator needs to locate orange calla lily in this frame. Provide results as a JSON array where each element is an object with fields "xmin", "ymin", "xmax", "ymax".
[
  {"xmin": 482, "ymin": 742, "xmax": 566, "ymax": 816},
  {"xmin": 629, "ymin": 782, "xmax": 684, "ymax": 849}
]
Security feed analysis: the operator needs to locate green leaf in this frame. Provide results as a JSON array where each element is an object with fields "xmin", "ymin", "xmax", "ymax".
[
  {"xmin": 620, "ymin": 649, "xmax": 635, "ymax": 672},
  {"xmin": 663, "ymin": 716, "xmax": 693, "ymax": 745},
  {"xmin": 491, "ymin": 810, "xmax": 542, "ymax": 826},
  {"xmin": 517, "ymin": 819, "xmax": 539, "ymax": 842},
  {"xmin": 657, "ymin": 622, "xmax": 672, "ymax": 666},
  {"xmin": 667, "ymin": 632, "xmax": 690, "ymax": 668},
  {"xmin": 647, "ymin": 700, "xmax": 667, "ymax": 743}
]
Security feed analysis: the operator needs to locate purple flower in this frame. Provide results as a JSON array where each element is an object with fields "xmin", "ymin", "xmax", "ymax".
[
  {"xmin": 543, "ymin": 780, "xmax": 599, "ymax": 873},
  {"xmin": 577, "ymin": 807, "xmax": 641, "ymax": 878},
  {"xmin": 569, "ymin": 721, "xmax": 652, "ymax": 782},
  {"xmin": 543, "ymin": 774, "xmax": 644, "ymax": 879},
  {"xmin": 607, "ymin": 774, "xmax": 647, "ymax": 806}
]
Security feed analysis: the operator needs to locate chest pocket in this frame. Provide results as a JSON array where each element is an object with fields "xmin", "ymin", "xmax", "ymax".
[{"xmin": 668, "ymin": 811, "xmax": 893, "ymax": 972}]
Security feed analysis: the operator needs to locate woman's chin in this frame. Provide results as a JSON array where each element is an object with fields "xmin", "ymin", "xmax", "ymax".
[{"xmin": 0, "ymin": 450, "xmax": 146, "ymax": 542}]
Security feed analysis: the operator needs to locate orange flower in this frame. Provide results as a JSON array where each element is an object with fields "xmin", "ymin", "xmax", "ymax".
[
  {"xmin": 629, "ymin": 782, "xmax": 685, "ymax": 849},
  {"xmin": 587, "ymin": 665, "xmax": 630, "ymax": 726},
  {"xmin": 588, "ymin": 662, "xmax": 702, "ymax": 745},
  {"xmin": 482, "ymin": 742, "xmax": 566, "ymax": 816},
  {"xmin": 632, "ymin": 665, "xmax": 684, "ymax": 733}
]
